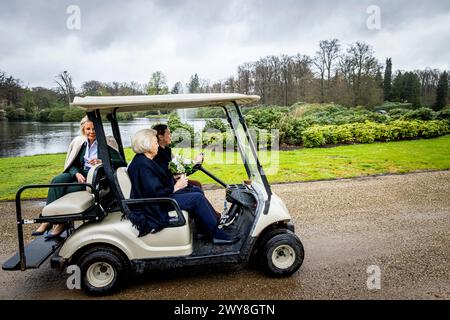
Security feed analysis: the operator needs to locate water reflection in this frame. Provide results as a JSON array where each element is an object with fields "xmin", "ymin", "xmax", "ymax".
[{"xmin": 0, "ymin": 118, "xmax": 206, "ymax": 158}]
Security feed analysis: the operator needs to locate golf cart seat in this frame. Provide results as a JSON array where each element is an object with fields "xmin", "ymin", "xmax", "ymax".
[
  {"xmin": 114, "ymin": 167, "xmax": 189, "ymax": 225},
  {"xmin": 41, "ymin": 164, "xmax": 106, "ymax": 219}
]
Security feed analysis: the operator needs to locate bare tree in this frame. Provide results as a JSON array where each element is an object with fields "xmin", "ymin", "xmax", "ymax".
[
  {"xmin": 55, "ymin": 71, "xmax": 75, "ymax": 107},
  {"xmin": 279, "ymin": 55, "xmax": 294, "ymax": 106},
  {"xmin": 237, "ymin": 63, "xmax": 253, "ymax": 95},
  {"xmin": 313, "ymin": 39, "xmax": 340, "ymax": 103},
  {"xmin": 340, "ymin": 42, "xmax": 379, "ymax": 106}
]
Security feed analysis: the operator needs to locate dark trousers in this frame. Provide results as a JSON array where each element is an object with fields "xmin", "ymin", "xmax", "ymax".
[
  {"xmin": 46, "ymin": 172, "xmax": 86, "ymax": 205},
  {"xmin": 171, "ymin": 191, "xmax": 218, "ymax": 235}
]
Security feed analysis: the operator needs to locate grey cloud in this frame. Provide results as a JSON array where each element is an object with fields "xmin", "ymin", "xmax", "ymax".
[{"xmin": 0, "ymin": 0, "xmax": 449, "ymax": 88}]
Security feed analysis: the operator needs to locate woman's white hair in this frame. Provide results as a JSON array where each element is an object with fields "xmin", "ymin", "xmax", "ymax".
[
  {"xmin": 79, "ymin": 116, "xmax": 92, "ymax": 136},
  {"xmin": 132, "ymin": 129, "xmax": 157, "ymax": 154}
]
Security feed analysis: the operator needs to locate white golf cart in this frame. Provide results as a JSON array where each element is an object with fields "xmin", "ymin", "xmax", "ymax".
[{"xmin": 2, "ymin": 93, "xmax": 304, "ymax": 295}]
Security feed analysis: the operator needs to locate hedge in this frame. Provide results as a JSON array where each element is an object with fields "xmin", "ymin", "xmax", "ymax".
[{"xmin": 302, "ymin": 120, "xmax": 450, "ymax": 148}]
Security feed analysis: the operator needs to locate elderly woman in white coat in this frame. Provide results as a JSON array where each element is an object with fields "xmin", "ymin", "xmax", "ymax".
[{"xmin": 33, "ymin": 116, "xmax": 125, "ymax": 238}]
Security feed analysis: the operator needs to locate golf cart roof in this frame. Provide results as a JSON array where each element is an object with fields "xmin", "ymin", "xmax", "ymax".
[{"xmin": 72, "ymin": 93, "xmax": 260, "ymax": 113}]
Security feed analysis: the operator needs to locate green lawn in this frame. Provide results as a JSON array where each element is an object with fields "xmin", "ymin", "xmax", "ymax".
[{"xmin": 1, "ymin": 135, "xmax": 450, "ymax": 201}]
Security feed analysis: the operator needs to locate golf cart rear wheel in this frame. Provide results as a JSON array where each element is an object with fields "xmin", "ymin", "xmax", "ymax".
[
  {"xmin": 78, "ymin": 247, "xmax": 128, "ymax": 295},
  {"xmin": 261, "ymin": 231, "xmax": 304, "ymax": 277}
]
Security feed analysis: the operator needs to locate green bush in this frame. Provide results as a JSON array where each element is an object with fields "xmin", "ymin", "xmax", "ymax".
[
  {"xmin": 5, "ymin": 106, "xmax": 26, "ymax": 121},
  {"xmin": 203, "ymin": 118, "xmax": 228, "ymax": 133},
  {"xmin": 201, "ymin": 132, "xmax": 226, "ymax": 149},
  {"xmin": 302, "ymin": 120, "xmax": 450, "ymax": 148},
  {"xmin": 417, "ymin": 120, "xmax": 449, "ymax": 138},
  {"xmin": 47, "ymin": 108, "xmax": 66, "ymax": 122},
  {"xmin": 332, "ymin": 124, "xmax": 355, "ymax": 144},
  {"xmin": 196, "ymin": 107, "xmax": 226, "ymax": 118},
  {"xmin": 373, "ymin": 101, "xmax": 415, "ymax": 112},
  {"xmin": 436, "ymin": 108, "xmax": 450, "ymax": 120},
  {"xmin": 117, "ymin": 112, "xmax": 134, "ymax": 121},
  {"xmin": 388, "ymin": 108, "xmax": 410, "ymax": 120},
  {"xmin": 244, "ymin": 106, "xmax": 289, "ymax": 130},
  {"xmin": 278, "ymin": 116, "xmax": 308, "ymax": 145},
  {"xmin": 37, "ymin": 109, "xmax": 51, "ymax": 122},
  {"xmin": 401, "ymin": 108, "xmax": 436, "ymax": 121},
  {"xmin": 302, "ymin": 126, "xmax": 326, "ymax": 148},
  {"xmin": 168, "ymin": 112, "xmax": 195, "ymax": 148},
  {"xmin": 63, "ymin": 108, "xmax": 85, "ymax": 122}
]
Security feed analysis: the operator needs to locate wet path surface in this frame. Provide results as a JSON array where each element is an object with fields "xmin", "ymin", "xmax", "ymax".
[{"xmin": 1, "ymin": 171, "xmax": 449, "ymax": 299}]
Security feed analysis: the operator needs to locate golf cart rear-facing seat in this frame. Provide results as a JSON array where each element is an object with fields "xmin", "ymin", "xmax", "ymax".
[
  {"xmin": 35, "ymin": 164, "xmax": 108, "ymax": 223},
  {"xmin": 42, "ymin": 191, "xmax": 94, "ymax": 216},
  {"xmin": 41, "ymin": 163, "xmax": 108, "ymax": 217}
]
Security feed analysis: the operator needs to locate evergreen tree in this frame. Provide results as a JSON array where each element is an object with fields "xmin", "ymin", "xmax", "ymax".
[
  {"xmin": 392, "ymin": 72, "xmax": 421, "ymax": 107},
  {"xmin": 404, "ymin": 72, "xmax": 421, "ymax": 107},
  {"xmin": 434, "ymin": 71, "xmax": 448, "ymax": 111},
  {"xmin": 171, "ymin": 81, "xmax": 183, "ymax": 94},
  {"xmin": 187, "ymin": 74, "xmax": 200, "ymax": 93},
  {"xmin": 383, "ymin": 58, "xmax": 392, "ymax": 101},
  {"xmin": 391, "ymin": 72, "xmax": 405, "ymax": 102}
]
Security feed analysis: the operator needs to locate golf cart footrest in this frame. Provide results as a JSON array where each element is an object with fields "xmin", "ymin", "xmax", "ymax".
[{"xmin": 2, "ymin": 232, "xmax": 67, "ymax": 271}]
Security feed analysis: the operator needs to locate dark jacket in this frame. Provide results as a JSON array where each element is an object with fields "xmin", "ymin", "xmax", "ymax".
[
  {"xmin": 127, "ymin": 153, "xmax": 175, "ymax": 237},
  {"xmin": 153, "ymin": 145, "xmax": 172, "ymax": 176}
]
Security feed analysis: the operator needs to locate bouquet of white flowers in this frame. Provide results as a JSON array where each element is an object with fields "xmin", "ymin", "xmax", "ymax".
[{"xmin": 168, "ymin": 154, "xmax": 196, "ymax": 175}]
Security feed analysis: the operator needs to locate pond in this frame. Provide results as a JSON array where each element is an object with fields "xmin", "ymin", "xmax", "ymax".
[{"xmin": 0, "ymin": 118, "xmax": 207, "ymax": 158}]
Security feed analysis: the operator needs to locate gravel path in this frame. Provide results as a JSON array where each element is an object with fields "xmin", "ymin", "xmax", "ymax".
[{"xmin": 0, "ymin": 171, "xmax": 449, "ymax": 299}]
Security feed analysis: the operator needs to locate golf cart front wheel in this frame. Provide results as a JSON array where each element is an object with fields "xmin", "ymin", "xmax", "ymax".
[
  {"xmin": 261, "ymin": 231, "xmax": 304, "ymax": 277},
  {"xmin": 78, "ymin": 247, "xmax": 128, "ymax": 295}
]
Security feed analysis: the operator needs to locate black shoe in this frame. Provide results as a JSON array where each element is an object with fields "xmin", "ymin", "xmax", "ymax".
[
  {"xmin": 212, "ymin": 237, "xmax": 240, "ymax": 245},
  {"xmin": 45, "ymin": 227, "xmax": 66, "ymax": 240},
  {"xmin": 32, "ymin": 224, "xmax": 51, "ymax": 236}
]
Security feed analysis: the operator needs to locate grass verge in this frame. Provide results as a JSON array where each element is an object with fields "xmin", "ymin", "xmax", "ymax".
[{"xmin": 1, "ymin": 135, "xmax": 449, "ymax": 201}]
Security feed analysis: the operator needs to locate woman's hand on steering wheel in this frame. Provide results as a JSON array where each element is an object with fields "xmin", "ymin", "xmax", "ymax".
[{"xmin": 194, "ymin": 153, "xmax": 204, "ymax": 165}]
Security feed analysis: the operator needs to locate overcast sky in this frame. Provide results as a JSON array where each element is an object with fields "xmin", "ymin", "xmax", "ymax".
[{"xmin": 1, "ymin": 0, "xmax": 449, "ymax": 90}]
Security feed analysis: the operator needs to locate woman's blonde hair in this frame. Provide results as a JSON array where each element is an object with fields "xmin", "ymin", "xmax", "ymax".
[
  {"xmin": 131, "ymin": 129, "xmax": 157, "ymax": 154},
  {"xmin": 79, "ymin": 116, "xmax": 93, "ymax": 136}
]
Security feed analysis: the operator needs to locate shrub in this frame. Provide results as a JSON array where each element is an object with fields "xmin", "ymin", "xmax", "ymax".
[
  {"xmin": 301, "ymin": 120, "xmax": 449, "ymax": 148},
  {"xmin": 63, "ymin": 108, "xmax": 85, "ymax": 122},
  {"xmin": 278, "ymin": 116, "xmax": 308, "ymax": 145},
  {"xmin": 302, "ymin": 126, "xmax": 326, "ymax": 148},
  {"xmin": 436, "ymin": 108, "xmax": 450, "ymax": 120},
  {"xmin": 244, "ymin": 106, "xmax": 288, "ymax": 130},
  {"xmin": 401, "ymin": 108, "xmax": 436, "ymax": 121},
  {"xmin": 37, "ymin": 109, "xmax": 51, "ymax": 122},
  {"xmin": 203, "ymin": 118, "xmax": 228, "ymax": 133},
  {"xmin": 388, "ymin": 108, "xmax": 410, "ymax": 120},
  {"xmin": 117, "ymin": 112, "xmax": 134, "ymax": 121},
  {"xmin": 168, "ymin": 112, "xmax": 195, "ymax": 148},
  {"xmin": 387, "ymin": 120, "xmax": 419, "ymax": 140},
  {"xmin": 373, "ymin": 101, "xmax": 415, "ymax": 112},
  {"xmin": 47, "ymin": 108, "xmax": 65, "ymax": 122},
  {"xmin": 417, "ymin": 120, "xmax": 449, "ymax": 138},
  {"xmin": 332, "ymin": 124, "xmax": 354, "ymax": 144},
  {"xmin": 196, "ymin": 107, "xmax": 226, "ymax": 119},
  {"xmin": 5, "ymin": 106, "xmax": 26, "ymax": 121}
]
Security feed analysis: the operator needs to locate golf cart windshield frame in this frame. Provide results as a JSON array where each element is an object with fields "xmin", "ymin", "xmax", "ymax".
[{"xmin": 223, "ymin": 103, "xmax": 272, "ymax": 202}]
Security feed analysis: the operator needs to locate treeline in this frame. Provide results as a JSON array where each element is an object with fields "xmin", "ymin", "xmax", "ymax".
[
  {"xmin": 1, "ymin": 38, "xmax": 449, "ymax": 122},
  {"xmin": 195, "ymin": 40, "xmax": 449, "ymax": 110}
]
